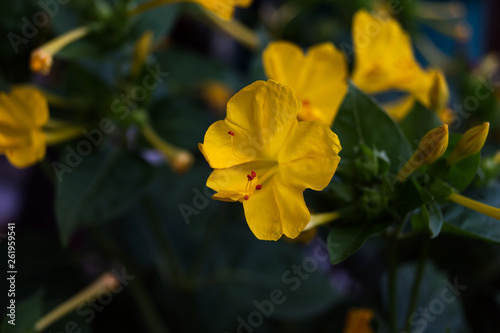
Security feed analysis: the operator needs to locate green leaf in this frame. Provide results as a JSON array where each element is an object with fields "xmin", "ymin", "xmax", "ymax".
[
  {"xmin": 327, "ymin": 222, "xmax": 390, "ymax": 265},
  {"xmin": 156, "ymin": 48, "xmax": 242, "ymax": 90},
  {"xmin": 391, "ymin": 178, "xmax": 433, "ymax": 218},
  {"xmin": 55, "ymin": 148, "xmax": 152, "ymax": 245},
  {"xmin": 400, "ymin": 102, "xmax": 442, "ymax": 148},
  {"xmin": 332, "ymin": 83, "xmax": 412, "ymax": 173},
  {"xmin": 431, "ymin": 134, "xmax": 481, "ymax": 192},
  {"xmin": 427, "ymin": 202, "xmax": 444, "ymax": 238},
  {"xmin": 382, "ymin": 262, "xmax": 470, "ymax": 333},
  {"xmin": 1, "ymin": 289, "xmax": 43, "ymax": 333},
  {"xmin": 130, "ymin": 3, "xmax": 181, "ymax": 42},
  {"xmin": 442, "ymin": 182, "xmax": 500, "ymax": 244}
]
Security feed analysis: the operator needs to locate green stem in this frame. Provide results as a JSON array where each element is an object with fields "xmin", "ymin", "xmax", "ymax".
[
  {"xmin": 91, "ymin": 228, "xmax": 170, "ymax": 333},
  {"xmin": 388, "ymin": 222, "xmax": 404, "ymax": 332},
  {"xmin": 141, "ymin": 192, "xmax": 185, "ymax": 286},
  {"xmin": 404, "ymin": 237, "xmax": 430, "ymax": 332}
]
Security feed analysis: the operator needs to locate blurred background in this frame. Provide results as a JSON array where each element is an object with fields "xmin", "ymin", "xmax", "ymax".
[{"xmin": 1, "ymin": 0, "xmax": 500, "ymax": 332}]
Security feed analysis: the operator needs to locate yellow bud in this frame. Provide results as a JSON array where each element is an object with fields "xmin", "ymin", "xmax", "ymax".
[
  {"xmin": 30, "ymin": 49, "xmax": 53, "ymax": 75},
  {"xmin": 429, "ymin": 70, "xmax": 449, "ymax": 112},
  {"xmin": 131, "ymin": 30, "xmax": 154, "ymax": 78},
  {"xmin": 30, "ymin": 26, "xmax": 90, "ymax": 75},
  {"xmin": 447, "ymin": 122, "xmax": 489, "ymax": 165},
  {"xmin": 397, "ymin": 124, "xmax": 449, "ymax": 182}
]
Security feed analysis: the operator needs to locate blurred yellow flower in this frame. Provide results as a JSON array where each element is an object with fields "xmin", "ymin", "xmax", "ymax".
[
  {"xmin": 197, "ymin": 0, "xmax": 253, "ymax": 20},
  {"xmin": 342, "ymin": 308, "xmax": 374, "ymax": 333},
  {"xmin": 129, "ymin": 0, "xmax": 253, "ymax": 21},
  {"xmin": 201, "ymin": 80, "xmax": 234, "ymax": 113},
  {"xmin": 199, "ymin": 80, "xmax": 341, "ymax": 240},
  {"xmin": 352, "ymin": 10, "xmax": 450, "ymax": 120},
  {"xmin": 0, "ymin": 86, "xmax": 49, "ymax": 168},
  {"xmin": 262, "ymin": 41, "xmax": 348, "ymax": 126}
]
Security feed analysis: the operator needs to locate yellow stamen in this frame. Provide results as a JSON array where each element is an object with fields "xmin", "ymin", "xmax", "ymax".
[
  {"xmin": 448, "ymin": 192, "xmax": 500, "ymax": 220},
  {"xmin": 30, "ymin": 26, "xmax": 91, "ymax": 75},
  {"xmin": 34, "ymin": 273, "xmax": 119, "ymax": 332}
]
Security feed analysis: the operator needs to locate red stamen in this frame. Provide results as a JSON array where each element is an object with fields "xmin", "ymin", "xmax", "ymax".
[
  {"xmin": 247, "ymin": 174, "xmax": 254, "ymax": 181},
  {"xmin": 255, "ymin": 185, "xmax": 262, "ymax": 190},
  {"xmin": 228, "ymin": 131, "xmax": 235, "ymax": 136},
  {"xmin": 302, "ymin": 99, "xmax": 311, "ymax": 107},
  {"xmin": 244, "ymin": 195, "xmax": 249, "ymax": 200},
  {"xmin": 251, "ymin": 171, "xmax": 256, "ymax": 178}
]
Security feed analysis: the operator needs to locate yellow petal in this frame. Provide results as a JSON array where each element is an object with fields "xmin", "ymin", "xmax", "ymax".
[
  {"xmin": 5, "ymin": 130, "xmax": 46, "ymax": 168},
  {"xmin": 206, "ymin": 161, "xmax": 274, "ymax": 202},
  {"xmin": 243, "ymin": 177, "xmax": 310, "ymax": 240},
  {"xmin": 352, "ymin": 9, "xmax": 421, "ymax": 93},
  {"xmin": 343, "ymin": 308, "xmax": 374, "ymax": 333},
  {"xmin": 196, "ymin": 0, "xmax": 253, "ymax": 20},
  {"xmin": 0, "ymin": 86, "xmax": 49, "ymax": 129},
  {"xmin": 278, "ymin": 120, "xmax": 341, "ymax": 191},
  {"xmin": 263, "ymin": 41, "xmax": 348, "ymax": 125},
  {"xmin": 200, "ymin": 80, "xmax": 301, "ymax": 168},
  {"xmin": 263, "ymin": 41, "xmax": 307, "ymax": 91}
]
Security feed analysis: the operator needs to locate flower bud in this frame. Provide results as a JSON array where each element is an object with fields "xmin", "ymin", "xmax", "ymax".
[
  {"xmin": 397, "ymin": 124, "xmax": 449, "ymax": 182},
  {"xmin": 447, "ymin": 122, "xmax": 489, "ymax": 165},
  {"xmin": 30, "ymin": 26, "xmax": 90, "ymax": 75},
  {"xmin": 429, "ymin": 70, "xmax": 449, "ymax": 112}
]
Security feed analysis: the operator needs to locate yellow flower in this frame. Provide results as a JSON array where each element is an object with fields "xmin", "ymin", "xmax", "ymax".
[
  {"xmin": 447, "ymin": 122, "xmax": 489, "ymax": 165},
  {"xmin": 0, "ymin": 86, "xmax": 49, "ymax": 168},
  {"xmin": 397, "ymin": 124, "xmax": 449, "ymax": 182},
  {"xmin": 199, "ymin": 80, "xmax": 341, "ymax": 240},
  {"xmin": 129, "ymin": 0, "xmax": 253, "ymax": 21},
  {"xmin": 197, "ymin": 0, "xmax": 253, "ymax": 20},
  {"xmin": 262, "ymin": 41, "xmax": 348, "ymax": 126},
  {"xmin": 352, "ymin": 10, "xmax": 421, "ymax": 94},
  {"xmin": 342, "ymin": 308, "xmax": 375, "ymax": 333},
  {"xmin": 351, "ymin": 10, "xmax": 450, "ymax": 119}
]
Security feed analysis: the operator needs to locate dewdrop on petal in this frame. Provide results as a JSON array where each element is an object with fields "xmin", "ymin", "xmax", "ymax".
[
  {"xmin": 447, "ymin": 122, "xmax": 489, "ymax": 165},
  {"xmin": 397, "ymin": 125, "xmax": 449, "ymax": 182}
]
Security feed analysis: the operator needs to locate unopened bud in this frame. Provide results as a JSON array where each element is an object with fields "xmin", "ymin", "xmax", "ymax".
[
  {"xmin": 447, "ymin": 122, "xmax": 489, "ymax": 165},
  {"xmin": 397, "ymin": 124, "xmax": 449, "ymax": 182},
  {"xmin": 429, "ymin": 70, "xmax": 449, "ymax": 112}
]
